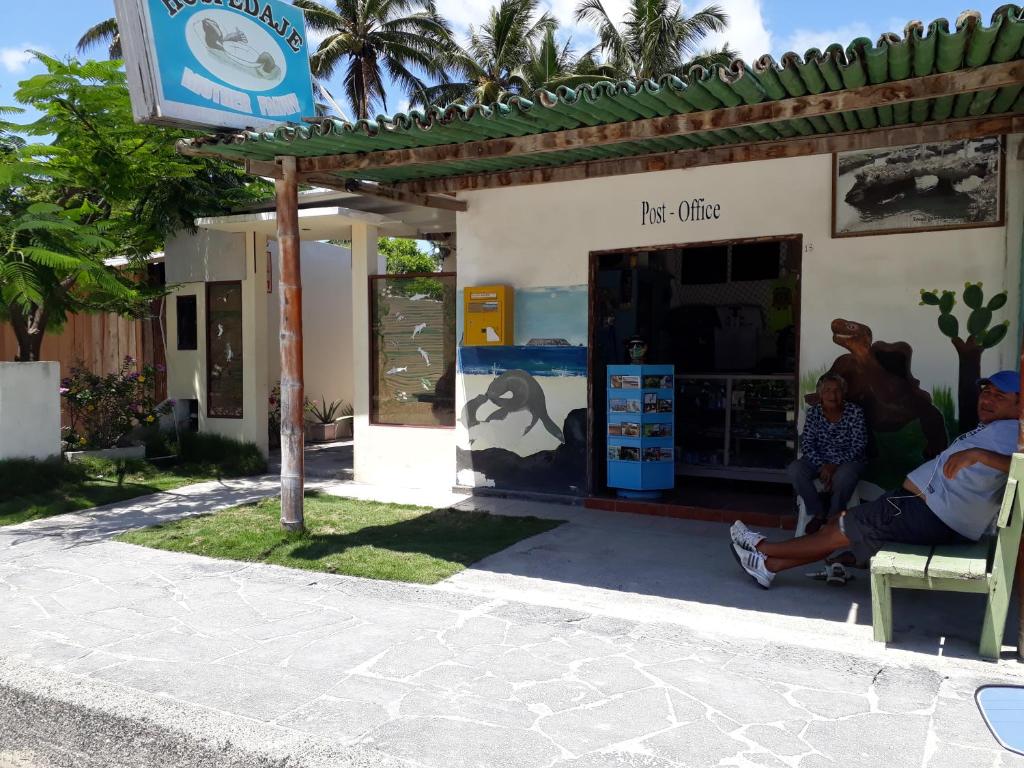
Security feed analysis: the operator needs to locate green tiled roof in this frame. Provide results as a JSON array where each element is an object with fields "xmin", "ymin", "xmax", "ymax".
[{"xmin": 186, "ymin": 7, "xmax": 1024, "ymax": 185}]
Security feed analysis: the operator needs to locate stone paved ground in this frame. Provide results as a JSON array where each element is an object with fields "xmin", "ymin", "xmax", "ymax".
[{"xmin": 2, "ymin": 477, "xmax": 1024, "ymax": 766}]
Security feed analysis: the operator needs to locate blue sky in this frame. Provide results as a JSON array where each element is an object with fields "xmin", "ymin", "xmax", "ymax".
[{"xmin": 0, "ymin": 0, "xmax": 992, "ymax": 121}]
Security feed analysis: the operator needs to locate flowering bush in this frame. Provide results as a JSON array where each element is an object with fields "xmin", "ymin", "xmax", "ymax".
[
  {"xmin": 62, "ymin": 356, "xmax": 173, "ymax": 450},
  {"xmin": 268, "ymin": 382, "xmax": 281, "ymax": 447}
]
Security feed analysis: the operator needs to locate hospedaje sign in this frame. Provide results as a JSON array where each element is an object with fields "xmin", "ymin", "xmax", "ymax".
[{"xmin": 114, "ymin": 0, "xmax": 315, "ymax": 131}]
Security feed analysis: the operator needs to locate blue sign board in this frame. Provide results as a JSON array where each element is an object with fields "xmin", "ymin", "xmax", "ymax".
[{"xmin": 115, "ymin": 0, "xmax": 315, "ymax": 131}]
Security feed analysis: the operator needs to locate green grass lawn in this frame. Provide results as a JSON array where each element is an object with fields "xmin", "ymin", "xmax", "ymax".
[
  {"xmin": 0, "ymin": 459, "xmax": 219, "ymax": 528},
  {"xmin": 117, "ymin": 493, "xmax": 565, "ymax": 584},
  {"xmin": 0, "ymin": 433, "xmax": 268, "ymax": 528}
]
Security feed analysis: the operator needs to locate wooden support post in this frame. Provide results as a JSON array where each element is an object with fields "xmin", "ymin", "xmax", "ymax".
[
  {"xmin": 1016, "ymin": 336, "xmax": 1024, "ymax": 660},
  {"xmin": 276, "ymin": 155, "xmax": 304, "ymax": 532}
]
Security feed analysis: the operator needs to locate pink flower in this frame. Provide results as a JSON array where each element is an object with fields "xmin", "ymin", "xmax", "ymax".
[
  {"xmin": 156, "ymin": 363, "xmax": 166, "ymax": 373},
  {"xmin": 59, "ymin": 387, "xmax": 70, "ymax": 394}
]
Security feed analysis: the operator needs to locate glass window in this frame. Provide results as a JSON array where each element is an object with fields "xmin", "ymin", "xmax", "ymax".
[
  {"xmin": 206, "ymin": 282, "xmax": 244, "ymax": 419},
  {"xmin": 370, "ymin": 274, "xmax": 456, "ymax": 427},
  {"xmin": 176, "ymin": 295, "xmax": 198, "ymax": 350}
]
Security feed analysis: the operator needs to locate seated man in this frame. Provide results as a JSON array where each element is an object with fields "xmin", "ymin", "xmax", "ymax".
[{"xmin": 729, "ymin": 371, "xmax": 1020, "ymax": 589}]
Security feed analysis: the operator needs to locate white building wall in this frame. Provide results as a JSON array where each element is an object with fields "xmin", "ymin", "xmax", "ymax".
[
  {"xmin": 267, "ymin": 241, "xmax": 354, "ymax": 413},
  {"xmin": 457, "ymin": 138, "xmax": 1024, "ymax": 395},
  {"xmin": 350, "ymin": 224, "xmax": 457, "ymax": 489},
  {"xmin": 165, "ymin": 231, "xmax": 270, "ymax": 455}
]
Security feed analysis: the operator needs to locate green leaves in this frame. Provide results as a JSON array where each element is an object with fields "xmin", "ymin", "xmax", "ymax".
[
  {"xmin": 967, "ymin": 307, "xmax": 993, "ymax": 337},
  {"xmin": 988, "ymin": 292, "xmax": 1008, "ymax": 311},
  {"xmin": 963, "ymin": 282, "xmax": 984, "ymax": 310},
  {"xmin": 921, "ymin": 283, "xmax": 1010, "ymax": 351},
  {"xmin": 0, "ymin": 53, "xmax": 268, "ymax": 360},
  {"xmin": 937, "ymin": 291, "xmax": 955, "ymax": 315},
  {"xmin": 937, "ymin": 312, "xmax": 959, "ymax": 339},
  {"xmin": 981, "ymin": 322, "xmax": 1009, "ymax": 350}
]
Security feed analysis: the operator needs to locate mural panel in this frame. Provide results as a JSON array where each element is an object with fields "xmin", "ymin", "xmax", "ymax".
[{"xmin": 457, "ymin": 285, "xmax": 588, "ymax": 495}]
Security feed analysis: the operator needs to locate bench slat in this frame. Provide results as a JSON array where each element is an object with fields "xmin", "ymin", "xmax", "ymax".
[
  {"xmin": 926, "ymin": 540, "xmax": 990, "ymax": 581},
  {"xmin": 871, "ymin": 544, "xmax": 933, "ymax": 577}
]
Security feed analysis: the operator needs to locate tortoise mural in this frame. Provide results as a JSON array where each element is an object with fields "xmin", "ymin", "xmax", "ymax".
[{"xmin": 807, "ymin": 318, "xmax": 949, "ymax": 459}]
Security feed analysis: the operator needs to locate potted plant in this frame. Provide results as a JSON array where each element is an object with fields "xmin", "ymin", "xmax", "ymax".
[{"xmin": 304, "ymin": 396, "xmax": 352, "ymax": 443}]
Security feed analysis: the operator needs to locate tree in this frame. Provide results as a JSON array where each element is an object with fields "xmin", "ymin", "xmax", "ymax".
[
  {"xmin": 293, "ymin": 0, "xmax": 454, "ymax": 120},
  {"xmin": 76, "ymin": 18, "xmax": 122, "ymax": 60},
  {"xmin": 420, "ymin": 0, "xmax": 607, "ymax": 107},
  {"xmin": 0, "ymin": 54, "xmax": 268, "ymax": 362},
  {"xmin": 574, "ymin": 0, "xmax": 734, "ymax": 81},
  {"xmin": 379, "ymin": 237, "xmax": 440, "ymax": 273},
  {"xmin": 920, "ymin": 283, "xmax": 1009, "ymax": 434}
]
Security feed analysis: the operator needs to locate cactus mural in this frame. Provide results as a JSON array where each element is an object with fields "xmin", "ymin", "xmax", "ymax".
[{"xmin": 920, "ymin": 283, "xmax": 1009, "ymax": 433}]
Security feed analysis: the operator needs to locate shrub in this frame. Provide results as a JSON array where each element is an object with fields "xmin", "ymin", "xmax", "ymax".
[
  {"xmin": 178, "ymin": 432, "xmax": 267, "ymax": 477},
  {"xmin": 0, "ymin": 458, "xmax": 85, "ymax": 501},
  {"xmin": 62, "ymin": 357, "xmax": 173, "ymax": 450}
]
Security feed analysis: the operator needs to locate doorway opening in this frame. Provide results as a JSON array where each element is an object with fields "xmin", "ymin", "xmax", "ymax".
[{"xmin": 589, "ymin": 235, "xmax": 802, "ymax": 515}]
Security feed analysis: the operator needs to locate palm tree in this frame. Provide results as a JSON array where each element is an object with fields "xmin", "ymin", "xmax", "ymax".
[
  {"xmin": 419, "ymin": 0, "xmax": 607, "ymax": 108},
  {"xmin": 77, "ymin": 18, "xmax": 121, "ymax": 60},
  {"xmin": 574, "ymin": 0, "xmax": 733, "ymax": 81},
  {"xmin": 293, "ymin": 0, "xmax": 454, "ymax": 121}
]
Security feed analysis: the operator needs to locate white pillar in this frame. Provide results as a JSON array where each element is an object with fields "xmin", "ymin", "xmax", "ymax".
[
  {"xmin": 351, "ymin": 223, "xmax": 379, "ymax": 481},
  {"xmin": 242, "ymin": 231, "xmax": 270, "ymax": 456}
]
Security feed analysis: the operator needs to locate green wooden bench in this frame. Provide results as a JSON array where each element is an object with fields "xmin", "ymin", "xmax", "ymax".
[{"xmin": 870, "ymin": 454, "xmax": 1024, "ymax": 659}]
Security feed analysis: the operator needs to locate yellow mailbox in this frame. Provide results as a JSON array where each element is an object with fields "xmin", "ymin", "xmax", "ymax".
[{"xmin": 464, "ymin": 285, "xmax": 514, "ymax": 346}]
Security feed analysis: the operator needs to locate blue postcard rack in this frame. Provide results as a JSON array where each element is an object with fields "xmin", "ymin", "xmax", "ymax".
[{"xmin": 606, "ymin": 364, "xmax": 675, "ymax": 498}]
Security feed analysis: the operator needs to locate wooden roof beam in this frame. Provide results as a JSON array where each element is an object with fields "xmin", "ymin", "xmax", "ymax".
[
  {"xmin": 295, "ymin": 61, "xmax": 1024, "ymax": 175},
  {"xmin": 395, "ymin": 114, "xmax": 1024, "ymax": 195},
  {"xmin": 243, "ymin": 159, "xmax": 467, "ymax": 212}
]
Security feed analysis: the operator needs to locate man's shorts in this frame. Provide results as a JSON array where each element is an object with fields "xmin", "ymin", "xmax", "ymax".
[{"xmin": 840, "ymin": 490, "xmax": 971, "ymax": 563}]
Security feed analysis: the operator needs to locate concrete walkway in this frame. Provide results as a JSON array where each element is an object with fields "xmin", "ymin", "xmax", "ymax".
[{"xmin": 2, "ymin": 474, "xmax": 1024, "ymax": 767}]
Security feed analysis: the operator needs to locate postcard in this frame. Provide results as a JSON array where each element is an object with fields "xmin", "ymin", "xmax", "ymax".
[
  {"xmin": 608, "ymin": 423, "xmax": 623, "ymax": 436},
  {"xmin": 657, "ymin": 398, "xmax": 673, "ymax": 413},
  {"xmin": 619, "ymin": 446, "xmax": 640, "ymax": 461},
  {"xmin": 622, "ymin": 422, "xmax": 641, "ymax": 437}
]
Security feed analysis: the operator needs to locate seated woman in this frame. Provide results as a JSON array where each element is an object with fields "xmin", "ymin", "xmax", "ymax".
[{"xmin": 788, "ymin": 373, "xmax": 867, "ymax": 534}]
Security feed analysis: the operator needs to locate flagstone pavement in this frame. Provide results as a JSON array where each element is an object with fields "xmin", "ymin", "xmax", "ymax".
[{"xmin": 2, "ymin": 471, "xmax": 1024, "ymax": 767}]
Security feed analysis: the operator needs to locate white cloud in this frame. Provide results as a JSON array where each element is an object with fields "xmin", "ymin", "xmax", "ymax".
[
  {"xmin": 775, "ymin": 22, "xmax": 873, "ymax": 58},
  {"xmin": 703, "ymin": 0, "xmax": 772, "ymax": 62},
  {"xmin": 0, "ymin": 46, "xmax": 41, "ymax": 74}
]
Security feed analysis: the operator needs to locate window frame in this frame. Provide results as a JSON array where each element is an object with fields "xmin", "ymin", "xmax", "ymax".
[
  {"xmin": 368, "ymin": 272, "xmax": 457, "ymax": 429},
  {"xmin": 175, "ymin": 294, "xmax": 198, "ymax": 351}
]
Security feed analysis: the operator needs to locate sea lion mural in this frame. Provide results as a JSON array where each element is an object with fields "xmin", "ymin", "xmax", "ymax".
[
  {"xmin": 463, "ymin": 369, "xmax": 565, "ymax": 443},
  {"xmin": 809, "ymin": 318, "xmax": 948, "ymax": 459}
]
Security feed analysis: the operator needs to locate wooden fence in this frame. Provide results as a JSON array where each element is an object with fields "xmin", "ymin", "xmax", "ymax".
[{"xmin": 0, "ymin": 306, "xmax": 168, "ymax": 425}]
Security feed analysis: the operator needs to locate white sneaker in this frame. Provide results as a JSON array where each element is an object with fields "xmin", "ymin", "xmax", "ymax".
[
  {"xmin": 730, "ymin": 520, "xmax": 765, "ymax": 552},
  {"xmin": 730, "ymin": 541, "xmax": 775, "ymax": 589}
]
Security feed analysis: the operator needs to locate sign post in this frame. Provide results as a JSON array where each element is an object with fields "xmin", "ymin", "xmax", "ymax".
[
  {"xmin": 116, "ymin": 0, "xmax": 312, "ymax": 530},
  {"xmin": 114, "ymin": 0, "xmax": 315, "ymax": 131},
  {"xmin": 276, "ymin": 156, "xmax": 304, "ymax": 531}
]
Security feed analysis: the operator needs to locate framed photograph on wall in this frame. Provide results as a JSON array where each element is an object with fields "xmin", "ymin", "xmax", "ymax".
[{"xmin": 832, "ymin": 136, "xmax": 1004, "ymax": 238}]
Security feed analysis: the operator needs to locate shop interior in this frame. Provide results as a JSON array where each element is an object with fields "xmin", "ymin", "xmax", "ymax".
[{"xmin": 591, "ymin": 236, "xmax": 802, "ymax": 513}]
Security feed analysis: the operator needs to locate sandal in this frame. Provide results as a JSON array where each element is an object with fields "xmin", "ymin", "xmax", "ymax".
[{"xmin": 805, "ymin": 562, "xmax": 852, "ymax": 586}]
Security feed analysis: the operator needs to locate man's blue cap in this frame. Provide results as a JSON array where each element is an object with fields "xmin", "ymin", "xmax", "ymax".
[{"xmin": 978, "ymin": 370, "xmax": 1021, "ymax": 394}]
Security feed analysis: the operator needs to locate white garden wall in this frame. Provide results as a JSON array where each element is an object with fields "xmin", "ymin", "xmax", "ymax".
[{"xmin": 0, "ymin": 362, "xmax": 60, "ymax": 460}]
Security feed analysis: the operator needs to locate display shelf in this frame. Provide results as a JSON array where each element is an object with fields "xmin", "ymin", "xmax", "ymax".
[
  {"xmin": 607, "ymin": 364, "xmax": 675, "ymax": 494},
  {"xmin": 677, "ymin": 373, "xmax": 796, "ymax": 483}
]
